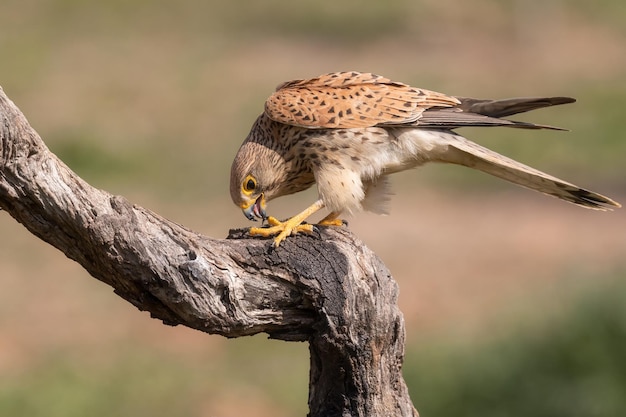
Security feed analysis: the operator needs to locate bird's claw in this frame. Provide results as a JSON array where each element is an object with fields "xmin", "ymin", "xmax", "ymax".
[{"xmin": 250, "ymin": 216, "xmax": 315, "ymax": 247}]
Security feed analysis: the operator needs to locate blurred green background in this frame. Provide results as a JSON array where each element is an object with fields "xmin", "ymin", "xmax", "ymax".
[{"xmin": 1, "ymin": 1, "xmax": 625, "ymax": 416}]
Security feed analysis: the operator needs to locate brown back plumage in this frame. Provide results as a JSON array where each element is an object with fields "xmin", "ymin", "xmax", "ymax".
[{"xmin": 265, "ymin": 71, "xmax": 460, "ymax": 129}]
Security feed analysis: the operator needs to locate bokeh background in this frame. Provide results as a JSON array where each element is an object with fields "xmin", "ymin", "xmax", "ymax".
[{"xmin": 1, "ymin": 1, "xmax": 625, "ymax": 416}]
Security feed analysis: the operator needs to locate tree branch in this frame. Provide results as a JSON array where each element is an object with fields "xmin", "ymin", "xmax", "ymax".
[{"xmin": 0, "ymin": 86, "xmax": 417, "ymax": 416}]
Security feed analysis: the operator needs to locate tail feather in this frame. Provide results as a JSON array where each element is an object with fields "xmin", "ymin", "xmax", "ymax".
[{"xmin": 438, "ymin": 134, "xmax": 620, "ymax": 210}]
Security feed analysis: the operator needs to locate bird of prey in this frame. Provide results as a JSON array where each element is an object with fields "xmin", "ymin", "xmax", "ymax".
[{"xmin": 230, "ymin": 71, "xmax": 620, "ymax": 246}]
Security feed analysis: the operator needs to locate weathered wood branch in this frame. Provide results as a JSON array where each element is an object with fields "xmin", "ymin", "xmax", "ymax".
[{"xmin": 0, "ymin": 87, "xmax": 417, "ymax": 417}]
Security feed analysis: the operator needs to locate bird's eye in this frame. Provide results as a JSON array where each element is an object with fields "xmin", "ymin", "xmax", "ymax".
[{"xmin": 242, "ymin": 175, "xmax": 257, "ymax": 194}]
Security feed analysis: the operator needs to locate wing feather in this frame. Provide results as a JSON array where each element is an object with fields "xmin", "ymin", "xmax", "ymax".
[
  {"xmin": 265, "ymin": 71, "xmax": 460, "ymax": 129},
  {"xmin": 418, "ymin": 108, "xmax": 568, "ymax": 130}
]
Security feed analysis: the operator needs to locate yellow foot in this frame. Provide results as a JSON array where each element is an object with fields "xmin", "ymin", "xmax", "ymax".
[
  {"xmin": 318, "ymin": 211, "xmax": 346, "ymax": 227},
  {"xmin": 318, "ymin": 218, "xmax": 345, "ymax": 227},
  {"xmin": 250, "ymin": 216, "xmax": 315, "ymax": 247}
]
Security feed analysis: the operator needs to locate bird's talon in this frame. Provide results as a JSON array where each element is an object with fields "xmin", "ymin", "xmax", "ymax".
[{"xmin": 249, "ymin": 216, "xmax": 316, "ymax": 246}]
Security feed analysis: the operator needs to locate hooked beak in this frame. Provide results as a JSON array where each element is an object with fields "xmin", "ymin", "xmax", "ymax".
[{"xmin": 241, "ymin": 194, "xmax": 267, "ymax": 221}]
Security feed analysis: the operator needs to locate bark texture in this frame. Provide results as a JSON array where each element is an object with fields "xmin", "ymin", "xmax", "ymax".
[{"xmin": 0, "ymin": 87, "xmax": 417, "ymax": 417}]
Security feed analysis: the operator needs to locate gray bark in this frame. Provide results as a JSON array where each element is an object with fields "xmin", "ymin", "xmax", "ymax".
[{"xmin": 0, "ymin": 86, "xmax": 417, "ymax": 417}]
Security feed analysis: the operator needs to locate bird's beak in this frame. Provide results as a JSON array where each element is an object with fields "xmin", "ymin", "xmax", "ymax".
[{"xmin": 241, "ymin": 194, "xmax": 267, "ymax": 221}]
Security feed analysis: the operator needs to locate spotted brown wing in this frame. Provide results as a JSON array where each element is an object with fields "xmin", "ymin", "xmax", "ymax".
[{"xmin": 265, "ymin": 71, "xmax": 460, "ymax": 129}]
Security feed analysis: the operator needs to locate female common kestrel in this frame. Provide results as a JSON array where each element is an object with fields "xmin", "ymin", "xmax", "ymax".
[{"xmin": 230, "ymin": 71, "xmax": 620, "ymax": 246}]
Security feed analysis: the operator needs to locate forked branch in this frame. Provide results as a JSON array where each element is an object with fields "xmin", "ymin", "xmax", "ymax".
[{"xmin": 0, "ymin": 87, "xmax": 417, "ymax": 417}]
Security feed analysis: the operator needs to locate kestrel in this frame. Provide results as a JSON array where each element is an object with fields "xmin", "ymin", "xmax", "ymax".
[{"xmin": 230, "ymin": 71, "xmax": 620, "ymax": 246}]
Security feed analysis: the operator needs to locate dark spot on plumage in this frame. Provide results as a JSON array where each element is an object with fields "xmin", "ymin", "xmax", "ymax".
[
  {"xmin": 403, "ymin": 102, "xmax": 413, "ymax": 107},
  {"xmin": 346, "ymin": 108, "xmax": 353, "ymax": 115},
  {"xmin": 351, "ymin": 156, "xmax": 360, "ymax": 162},
  {"xmin": 328, "ymin": 106, "xmax": 335, "ymax": 114},
  {"xmin": 320, "ymin": 100, "xmax": 326, "ymax": 106},
  {"xmin": 328, "ymin": 117, "xmax": 336, "ymax": 124},
  {"xmin": 303, "ymin": 115, "xmax": 311, "ymax": 121},
  {"xmin": 341, "ymin": 181, "xmax": 345, "ymax": 186},
  {"xmin": 365, "ymin": 94, "xmax": 374, "ymax": 99},
  {"xmin": 310, "ymin": 153, "xmax": 318, "ymax": 159},
  {"xmin": 330, "ymin": 147, "xmax": 339, "ymax": 152},
  {"xmin": 294, "ymin": 110, "xmax": 303, "ymax": 117},
  {"xmin": 338, "ymin": 110, "xmax": 343, "ymax": 118}
]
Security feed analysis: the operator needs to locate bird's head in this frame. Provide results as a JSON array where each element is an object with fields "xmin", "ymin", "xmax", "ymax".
[{"xmin": 230, "ymin": 141, "xmax": 286, "ymax": 222}]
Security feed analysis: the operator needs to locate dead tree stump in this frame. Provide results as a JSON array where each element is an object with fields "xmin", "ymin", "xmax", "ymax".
[{"xmin": 0, "ymin": 87, "xmax": 418, "ymax": 417}]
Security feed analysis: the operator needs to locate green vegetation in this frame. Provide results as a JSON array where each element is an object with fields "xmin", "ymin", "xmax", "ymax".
[
  {"xmin": 406, "ymin": 276, "xmax": 626, "ymax": 417},
  {"xmin": 0, "ymin": 353, "xmax": 198, "ymax": 417},
  {"xmin": 0, "ymin": 337, "xmax": 310, "ymax": 417}
]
